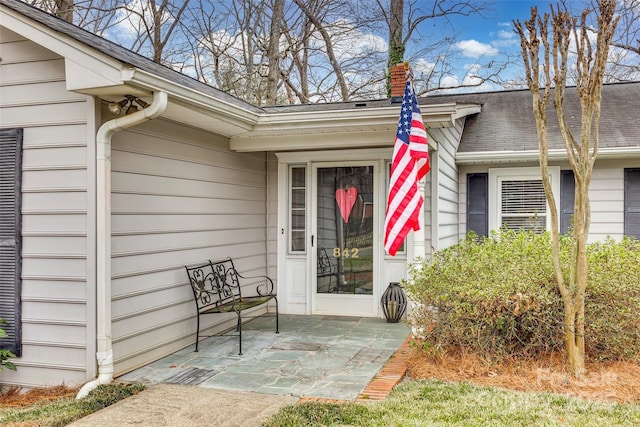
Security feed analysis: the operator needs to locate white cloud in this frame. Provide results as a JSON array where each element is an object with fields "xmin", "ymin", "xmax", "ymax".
[
  {"xmin": 439, "ymin": 75, "xmax": 460, "ymax": 88},
  {"xmin": 309, "ymin": 19, "xmax": 387, "ymax": 62},
  {"xmin": 111, "ymin": 0, "xmax": 175, "ymax": 43},
  {"xmin": 413, "ymin": 58, "xmax": 436, "ymax": 76},
  {"xmin": 455, "ymin": 39, "xmax": 499, "ymax": 58},
  {"xmin": 491, "ymin": 29, "xmax": 519, "ymax": 48}
]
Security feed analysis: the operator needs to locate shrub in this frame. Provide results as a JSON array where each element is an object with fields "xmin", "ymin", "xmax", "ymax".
[
  {"xmin": 406, "ymin": 230, "xmax": 640, "ymax": 362},
  {"xmin": 0, "ymin": 318, "xmax": 16, "ymax": 372},
  {"xmin": 585, "ymin": 237, "xmax": 640, "ymax": 360}
]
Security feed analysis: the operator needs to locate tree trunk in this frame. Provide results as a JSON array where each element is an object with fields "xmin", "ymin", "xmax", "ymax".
[
  {"xmin": 266, "ymin": 0, "xmax": 285, "ymax": 105},
  {"xmin": 562, "ymin": 298, "xmax": 584, "ymax": 375},
  {"xmin": 55, "ymin": 0, "xmax": 74, "ymax": 22},
  {"xmin": 387, "ymin": 0, "xmax": 403, "ymax": 96},
  {"xmin": 292, "ymin": 0, "xmax": 350, "ymax": 101},
  {"xmin": 388, "ymin": 0, "xmax": 404, "ymax": 64}
]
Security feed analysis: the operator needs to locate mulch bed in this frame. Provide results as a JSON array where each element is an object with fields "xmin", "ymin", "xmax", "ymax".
[
  {"xmin": 0, "ymin": 385, "xmax": 79, "ymax": 407},
  {"xmin": 407, "ymin": 348, "xmax": 640, "ymax": 403}
]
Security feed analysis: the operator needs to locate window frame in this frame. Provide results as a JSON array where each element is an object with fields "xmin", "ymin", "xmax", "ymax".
[{"xmin": 488, "ymin": 167, "xmax": 560, "ymax": 234}]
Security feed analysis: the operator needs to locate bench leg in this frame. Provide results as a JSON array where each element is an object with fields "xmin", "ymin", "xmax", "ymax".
[
  {"xmin": 274, "ymin": 297, "xmax": 280, "ymax": 334},
  {"xmin": 235, "ymin": 310, "xmax": 243, "ymax": 355},
  {"xmin": 195, "ymin": 312, "xmax": 200, "ymax": 352}
]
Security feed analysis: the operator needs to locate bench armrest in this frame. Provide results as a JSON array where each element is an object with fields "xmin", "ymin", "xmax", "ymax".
[{"xmin": 234, "ymin": 270, "xmax": 275, "ymax": 297}]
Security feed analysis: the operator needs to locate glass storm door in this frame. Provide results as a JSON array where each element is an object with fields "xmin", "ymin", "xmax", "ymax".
[{"xmin": 312, "ymin": 164, "xmax": 376, "ymax": 316}]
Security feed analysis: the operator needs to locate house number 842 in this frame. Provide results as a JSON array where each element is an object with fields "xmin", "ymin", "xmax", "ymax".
[{"xmin": 332, "ymin": 247, "xmax": 359, "ymax": 258}]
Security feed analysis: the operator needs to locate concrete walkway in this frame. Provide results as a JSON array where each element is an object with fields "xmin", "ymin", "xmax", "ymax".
[
  {"xmin": 69, "ymin": 315, "xmax": 410, "ymax": 426},
  {"xmin": 69, "ymin": 384, "xmax": 299, "ymax": 426}
]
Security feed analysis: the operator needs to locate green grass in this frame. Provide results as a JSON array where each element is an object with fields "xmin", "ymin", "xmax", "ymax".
[
  {"xmin": 262, "ymin": 379, "xmax": 640, "ymax": 426},
  {"xmin": 0, "ymin": 383, "xmax": 144, "ymax": 427}
]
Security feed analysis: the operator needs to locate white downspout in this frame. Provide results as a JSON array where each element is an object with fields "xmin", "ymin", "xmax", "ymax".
[{"xmin": 77, "ymin": 91, "xmax": 168, "ymax": 399}]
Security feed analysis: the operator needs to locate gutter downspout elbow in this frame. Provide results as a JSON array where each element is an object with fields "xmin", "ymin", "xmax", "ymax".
[{"xmin": 77, "ymin": 91, "xmax": 168, "ymax": 399}]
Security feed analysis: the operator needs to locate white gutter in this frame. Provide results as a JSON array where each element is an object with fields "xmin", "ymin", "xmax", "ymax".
[
  {"xmin": 456, "ymin": 146, "xmax": 640, "ymax": 164},
  {"xmin": 77, "ymin": 91, "xmax": 168, "ymax": 399}
]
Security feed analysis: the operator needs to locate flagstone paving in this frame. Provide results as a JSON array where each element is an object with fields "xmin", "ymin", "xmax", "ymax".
[{"xmin": 119, "ymin": 314, "xmax": 410, "ymax": 400}]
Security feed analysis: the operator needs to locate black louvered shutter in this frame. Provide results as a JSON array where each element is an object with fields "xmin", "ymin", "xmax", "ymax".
[
  {"xmin": 560, "ymin": 170, "xmax": 575, "ymax": 235},
  {"xmin": 625, "ymin": 168, "xmax": 640, "ymax": 239},
  {"xmin": 467, "ymin": 173, "xmax": 488, "ymax": 238},
  {"xmin": 0, "ymin": 128, "xmax": 23, "ymax": 356}
]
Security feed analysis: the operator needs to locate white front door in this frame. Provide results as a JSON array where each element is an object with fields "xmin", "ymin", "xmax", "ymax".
[{"xmin": 311, "ymin": 163, "xmax": 379, "ymax": 316}]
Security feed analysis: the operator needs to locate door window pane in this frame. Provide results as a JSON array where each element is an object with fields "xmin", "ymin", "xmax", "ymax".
[
  {"xmin": 289, "ymin": 166, "xmax": 306, "ymax": 253},
  {"xmin": 316, "ymin": 166, "xmax": 374, "ymax": 295}
]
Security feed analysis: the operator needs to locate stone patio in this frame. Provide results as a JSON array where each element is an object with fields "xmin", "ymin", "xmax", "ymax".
[{"xmin": 118, "ymin": 314, "xmax": 410, "ymax": 400}]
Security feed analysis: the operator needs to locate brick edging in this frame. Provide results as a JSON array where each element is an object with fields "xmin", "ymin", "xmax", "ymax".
[
  {"xmin": 356, "ymin": 336, "xmax": 412, "ymax": 401},
  {"xmin": 298, "ymin": 335, "xmax": 412, "ymax": 404}
]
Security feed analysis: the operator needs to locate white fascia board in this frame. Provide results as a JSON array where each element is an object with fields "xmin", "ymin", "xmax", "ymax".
[
  {"xmin": 253, "ymin": 102, "xmax": 463, "ymax": 132},
  {"xmin": 232, "ymin": 130, "xmax": 396, "ymax": 152},
  {"xmin": 456, "ymin": 146, "xmax": 640, "ymax": 164},
  {"xmin": 452, "ymin": 104, "xmax": 482, "ymax": 120}
]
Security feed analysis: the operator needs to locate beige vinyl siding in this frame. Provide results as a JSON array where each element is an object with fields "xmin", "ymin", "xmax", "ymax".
[
  {"xmin": 458, "ymin": 159, "xmax": 640, "ymax": 242},
  {"xmin": 430, "ymin": 118, "xmax": 464, "ymax": 251},
  {"xmin": 588, "ymin": 164, "xmax": 625, "ymax": 241},
  {"xmin": 0, "ymin": 27, "xmax": 94, "ymax": 388},
  {"xmin": 266, "ymin": 152, "xmax": 279, "ymax": 286},
  {"xmin": 110, "ymin": 119, "xmax": 268, "ymax": 375}
]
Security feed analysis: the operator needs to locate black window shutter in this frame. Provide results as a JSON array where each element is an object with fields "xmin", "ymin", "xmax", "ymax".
[
  {"xmin": 625, "ymin": 168, "xmax": 640, "ymax": 239},
  {"xmin": 560, "ymin": 170, "xmax": 575, "ymax": 235},
  {"xmin": 467, "ymin": 173, "xmax": 488, "ymax": 238},
  {"xmin": 0, "ymin": 128, "xmax": 23, "ymax": 356}
]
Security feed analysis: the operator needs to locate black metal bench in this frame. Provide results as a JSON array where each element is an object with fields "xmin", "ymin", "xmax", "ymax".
[{"xmin": 185, "ymin": 257, "xmax": 278, "ymax": 355}]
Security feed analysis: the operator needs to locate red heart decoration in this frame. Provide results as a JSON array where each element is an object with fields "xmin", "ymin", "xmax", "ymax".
[{"xmin": 335, "ymin": 187, "xmax": 358, "ymax": 223}]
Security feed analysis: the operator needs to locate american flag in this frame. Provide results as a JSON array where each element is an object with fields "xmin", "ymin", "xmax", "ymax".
[{"xmin": 384, "ymin": 80, "xmax": 430, "ymax": 256}]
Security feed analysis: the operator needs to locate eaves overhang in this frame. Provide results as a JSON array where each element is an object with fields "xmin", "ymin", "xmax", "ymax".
[{"xmin": 231, "ymin": 103, "xmax": 481, "ymax": 152}]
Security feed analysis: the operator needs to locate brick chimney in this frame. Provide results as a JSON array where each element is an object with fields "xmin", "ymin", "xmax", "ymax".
[{"xmin": 390, "ymin": 63, "xmax": 407, "ymax": 103}]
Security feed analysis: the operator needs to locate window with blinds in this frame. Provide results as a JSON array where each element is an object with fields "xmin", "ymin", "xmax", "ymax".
[{"xmin": 500, "ymin": 179, "xmax": 546, "ymax": 233}]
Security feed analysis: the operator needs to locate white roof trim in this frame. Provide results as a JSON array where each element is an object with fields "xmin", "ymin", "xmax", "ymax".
[
  {"xmin": 232, "ymin": 103, "xmax": 481, "ymax": 152},
  {"xmin": 456, "ymin": 146, "xmax": 640, "ymax": 164}
]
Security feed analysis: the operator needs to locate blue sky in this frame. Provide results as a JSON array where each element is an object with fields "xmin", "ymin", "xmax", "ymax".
[
  {"xmin": 416, "ymin": 0, "xmax": 588, "ymax": 91},
  {"xmin": 453, "ymin": 0, "xmax": 565, "ymax": 55}
]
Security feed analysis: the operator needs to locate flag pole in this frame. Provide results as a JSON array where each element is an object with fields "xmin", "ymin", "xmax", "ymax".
[{"xmin": 403, "ymin": 62, "xmax": 427, "ymax": 266}]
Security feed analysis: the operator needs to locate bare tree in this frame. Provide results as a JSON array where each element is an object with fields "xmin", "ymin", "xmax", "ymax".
[
  {"xmin": 513, "ymin": 1, "xmax": 618, "ymax": 378},
  {"xmin": 607, "ymin": 0, "xmax": 640, "ymax": 80},
  {"xmin": 29, "ymin": 0, "xmax": 74, "ymax": 21},
  {"xmin": 292, "ymin": 0, "xmax": 351, "ymax": 101},
  {"xmin": 29, "ymin": 0, "xmax": 122, "ymax": 35},
  {"xmin": 266, "ymin": 0, "xmax": 285, "ymax": 105},
  {"xmin": 115, "ymin": 0, "xmax": 190, "ymax": 64}
]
